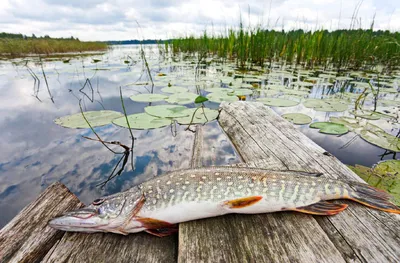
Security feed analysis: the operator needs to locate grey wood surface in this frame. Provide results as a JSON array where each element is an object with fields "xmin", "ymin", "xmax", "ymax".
[
  {"xmin": 42, "ymin": 231, "xmax": 177, "ymax": 263},
  {"xmin": 0, "ymin": 182, "xmax": 83, "ymax": 263},
  {"xmin": 215, "ymin": 101, "xmax": 400, "ymax": 262},
  {"xmin": 3, "ymin": 101, "xmax": 400, "ymax": 263},
  {"xmin": 179, "ymin": 121, "xmax": 347, "ymax": 263}
]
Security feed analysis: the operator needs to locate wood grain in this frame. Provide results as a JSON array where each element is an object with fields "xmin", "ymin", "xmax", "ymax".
[
  {"xmin": 218, "ymin": 101, "xmax": 400, "ymax": 262},
  {"xmin": 42, "ymin": 231, "xmax": 177, "ymax": 263},
  {"xmin": 0, "ymin": 182, "xmax": 83, "ymax": 263},
  {"xmin": 179, "ymin": 113, "xmax": 348, "ymax": 263}
]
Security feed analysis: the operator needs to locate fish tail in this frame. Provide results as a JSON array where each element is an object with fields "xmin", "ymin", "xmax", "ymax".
[{"xmin": 346, "ymin": 181, "xmax": 400, "ymax": 214}]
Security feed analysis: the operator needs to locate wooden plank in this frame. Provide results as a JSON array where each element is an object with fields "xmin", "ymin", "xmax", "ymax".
[
  {"xmin": 218, "ymin": 101, "xmax": 400, "ymax": 262},
  {"xmin": 179, "ymin": 122, "xmax": 347, "ymax": 262},
  {"xmin": 0, "ymin": 182, "xmax": 83, "ymax": 263},
  {"xmin": 42, "ymin": 232, "xmax": 177, "ymax": 263},
  {"xmin": 42, "ymin": 195, "xmax": 178, "ymax": 261}
]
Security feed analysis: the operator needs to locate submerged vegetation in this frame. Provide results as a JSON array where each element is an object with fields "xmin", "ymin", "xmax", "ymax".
[
  {"xmin": 349, "ymin": 160, "xmax": 400, "ymax": 205},
  {"xmin": 172, "ymin": 28, "xmax": 400, "ymax": 71},
  {"xmin": 0, "ymin": 32, "xmax": 107, "ymax": 57}
]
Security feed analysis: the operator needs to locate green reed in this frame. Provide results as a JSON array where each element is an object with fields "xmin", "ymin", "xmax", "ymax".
[{"xmin": 172, "ymin": 26, "xmax": 400, "ymax": 72}]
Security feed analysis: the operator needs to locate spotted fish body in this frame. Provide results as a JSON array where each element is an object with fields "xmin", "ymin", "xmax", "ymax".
[{"xmin": 49, "ymin": 167, "xmax": 400, "ymax": 236}]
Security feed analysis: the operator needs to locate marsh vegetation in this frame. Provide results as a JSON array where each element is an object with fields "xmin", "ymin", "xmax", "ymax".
[
  {"xmin": 0, "ymin": 24, "xmax": 399, "ymax": 227},
  {"xmin": 0, "ymin": 32, "xmax": 107, "ymax": 57}
]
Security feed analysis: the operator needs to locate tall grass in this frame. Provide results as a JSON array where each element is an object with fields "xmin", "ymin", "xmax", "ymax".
[
  {"xmin": 172, "ymin": 28, "xmax": 400, "ymax": 72},
  {"xmin": 0, "ymin": 38, "xmax": 107, "ymax": 57}
]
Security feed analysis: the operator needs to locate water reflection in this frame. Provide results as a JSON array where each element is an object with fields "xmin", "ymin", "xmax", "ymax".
[{"xmin": 0, "ymin": 45, "xmax": 398, "ymax": 228}]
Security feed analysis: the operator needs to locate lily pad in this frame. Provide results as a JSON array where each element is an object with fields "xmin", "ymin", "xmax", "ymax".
[
  {"xmin": 291, "ymin": 81, "xmax": 314, "ymax": 87},
  {"xmin": 265, "ymin": 85, "xmax": 286, "ymax": 91},
  {"xmin": 360, "ymin": 123, "xmax": 400, "ymax": 152},
  {"xmin": 195, "ymin": 95, "xmax": 208, "ymax": 103},
  {"xmin": 54, "ymin": 110, "xmax": 123, "ymax": 129},
  {"xmin": 242, "ymin": 78, "xmax": 262, "ymax": 83},
  {"xmin": 161, "ymin": 86, "xmax": 188, "ymax": 93},
  {"xmin": 329, "ymin": 117, "xmax": 362, "ymax": 131},
  {"xmin": 230, "ymin": 89, "xmax": 253, "ymax": 96},
  {"xmin": 175, "ymin": 108, "xmax": 219, "ymax": 124},
  {"xmin": 380, "ymin": 100, "xmax": 400, "ymax": 107},
  {"xmin": 145, "ymin": 105, "xmax": 189, "ymax": 118},
  {"xmin": 303, "ymin": 99, "xmax": 348, "ymax": 112},
  {"xmin": 350, "ymin": 111, "xmax": 381, "ymax": 120},
  {"xmin": 204, "ymin": 87, "xmax": 233, "ymax": 93},
  {"xmin": 282, "ymin": 113, "xmax": 312, "ymax": 125},
  {"xmin": 165, "ymin": 92, "xmax": 199, "ymax": 104},
  {"xmin": 283, "ymin": 89, "xmax": 310, "ymax": 96},
  {"xmin": 207, "ymin": 92, "xmax": 239, "ymax": 103},
  {"xmin": 256, "ymin": 98, "xmax": 300, "ymax": 107},
  {"xmin": 309, "ymin": 122, "xmax": 349, "ymax": 135},
  {"xmin": 130, "ymin": 94, "xmax": 168, "ymax": 103},
  {"xmin": 336, "ymin": 76, "xmax": 353, "ymax": 81},
  {"xmin": 112, "ymin": 113, "xmax": 171, "ymax": 130}
]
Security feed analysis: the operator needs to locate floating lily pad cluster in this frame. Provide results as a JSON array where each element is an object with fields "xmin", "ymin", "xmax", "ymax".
[
  {"xmin": 282, "ymin": 113, "xmax": 312, "ymax": 125},
  {"xmin": 54, "ymin": 104, "xmax": 219, "ymax": 130},
  {"xmin": 303, "ymin": 99, "xmax": 348, "ymax": 112},
  {"xmin": 310, "ymin": 122, "xmax": 349, "ymax": 135},
  {"xmin": 311, "ymin": 116, "xmax": 400, "ymax": 152},
  {"xmin": 54, "ymin": 110, "xmax": 124, "ymax": 129}
]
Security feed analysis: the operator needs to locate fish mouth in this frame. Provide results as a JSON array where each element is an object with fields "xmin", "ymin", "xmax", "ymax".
[{"xmin": 48, "ymin": 208, "xmax": 105, "ymax": 231}]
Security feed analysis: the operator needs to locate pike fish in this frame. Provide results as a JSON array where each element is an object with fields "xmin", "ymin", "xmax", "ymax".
[{"xmin": 49, "ymin": 167, "xmax": 400, "ymax": 236}]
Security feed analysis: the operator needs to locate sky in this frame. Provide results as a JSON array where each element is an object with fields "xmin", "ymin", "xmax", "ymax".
[{"xmin": 0, "ymin": 0, "xmax": 399, "ymax": 41}]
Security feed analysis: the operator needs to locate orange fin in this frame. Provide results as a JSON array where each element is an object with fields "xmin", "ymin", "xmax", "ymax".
[
  {"xmin": 293, "ymin": 201, "xmax": 348, "ymax": 215},
  {"xmin": 346, "ymin": 182, "xmax": 400, "ymax": 214},
  {"xmin": 136, "ymin": 217, "xmax": 178, "ymax": 237},
  {"xmin": 145, "ymin": 227, "xmax": 178, "ymax": 237},
  {"xmin": 223, "ymin": 196, "xmax": 263, "ymax": 209},
  {"xmin": 136, "ymin": 217, "xmax": 177, "ymax": 229},
  {"xmin": 108, "ymin": 228, "xmax": 129, "ymax": 235}
]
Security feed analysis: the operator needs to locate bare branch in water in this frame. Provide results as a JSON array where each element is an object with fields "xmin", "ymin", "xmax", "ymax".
[
  {"xmin": 79, "ymin": 78, "xmax": 94, "ymax": 102},
  {"xmin": 79, "ymin": 99, "xmax": 123, "ymax": 154},
  {"xmin": 25, "ymin": 63, "xmax": 41, "ymax": 102},
  {"xmin": 82, "ymin": 136, "xmax": 131, "ymax": 189},
  {"xmin": 339, "ymin": 134, "xmax": 359, "ymax": 149},
  {"xmin": 39, "ymin": 57, "xmax": 54, "ymax": 103},
  {"xmin": 119, "ymin": 87, "xmax": 136, "ymax": 171}
]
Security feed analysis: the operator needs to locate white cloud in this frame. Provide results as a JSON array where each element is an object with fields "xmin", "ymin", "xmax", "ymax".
[{"xmin": 0, "ymin": 1, "xmax": 399, "ymax": 41}]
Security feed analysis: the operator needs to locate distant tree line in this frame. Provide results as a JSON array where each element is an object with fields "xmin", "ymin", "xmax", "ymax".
[
  {"xmin": 106, "ymin": 39, "xmax": 170, "ymax": 45},
  {"xmin": 0, "ymin": 32, "xmax": 79, "ymax": 41}
]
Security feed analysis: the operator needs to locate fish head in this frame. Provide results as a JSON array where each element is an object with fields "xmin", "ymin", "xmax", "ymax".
[{"xmin": 49, "ymin": 188, "xmax": 144, "ymax": 233}]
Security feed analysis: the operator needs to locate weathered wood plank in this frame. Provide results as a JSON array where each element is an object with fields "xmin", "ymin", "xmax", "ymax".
[
  {"xmin": 218, "ymin": 101, "xmax": 400, "ymax": 262},
  {"xmin": 0, "ymin": 182, "xmax": 83, "ymax": 263},
  {"xmin": 178, "ymin": 119, "xmax": 348, "ymax": 262},
  {"xmin": 42, "ymin": 232, "xmax": 177, "ymax": 263},
  {"xmin": 42, "ymin": 195, "xmax": 177, "ymax": 261}
]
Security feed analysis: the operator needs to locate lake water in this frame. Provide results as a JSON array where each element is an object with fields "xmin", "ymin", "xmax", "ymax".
[{"xmin": 0, "ymin": 44, "xmax": 398, "ymax": 227}]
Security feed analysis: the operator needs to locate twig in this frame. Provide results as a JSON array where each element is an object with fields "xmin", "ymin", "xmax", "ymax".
[
  {"xmin": 119, "ymin": 87, "xmax": 136, "ymax": 171},
  {"xmin": 79, "ymin": 78, "xmax": 94, "ymax": 102},
  {"xmin": 79, "ymin": 99, "xmax": 122, "ymax": 154},
  {"xmin": 39, "ymin": 57, "xmax": 54, "ymax": 103},
  {"xmin": 81, "ymin": 136, "xmax": 131, "ymax": 189}
]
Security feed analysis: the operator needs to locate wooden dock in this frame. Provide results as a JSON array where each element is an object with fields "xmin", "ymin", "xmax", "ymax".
[{"xmin": 1, "ymin": 101, "xmax": 399, "ymax": 263}]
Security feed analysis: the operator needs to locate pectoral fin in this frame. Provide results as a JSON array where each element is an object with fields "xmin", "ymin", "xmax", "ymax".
[
  {"xmin": 292, "ymin": 201, "xmax": 348, "ymax": 215},
  {"xmin": 145, "ymin": 227, "xmax": 178, "ymax": 237},
  {"xmin": 136, "ymin": 217, "xmax": 178, "ymax": 237},
  {"xmin": 223, "ymin": 196, "xmax": 263, "ymax": 209}
]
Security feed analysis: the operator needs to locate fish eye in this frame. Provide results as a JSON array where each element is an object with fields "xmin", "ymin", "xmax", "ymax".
[{"xmin": 92, "ymin": 198, "xmax": 105, "ymax": 205}]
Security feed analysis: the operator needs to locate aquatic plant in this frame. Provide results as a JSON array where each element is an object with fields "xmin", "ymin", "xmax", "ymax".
[{"xmin": 172, "ymin": 28, "xmax": 400, "ymax": 72}]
